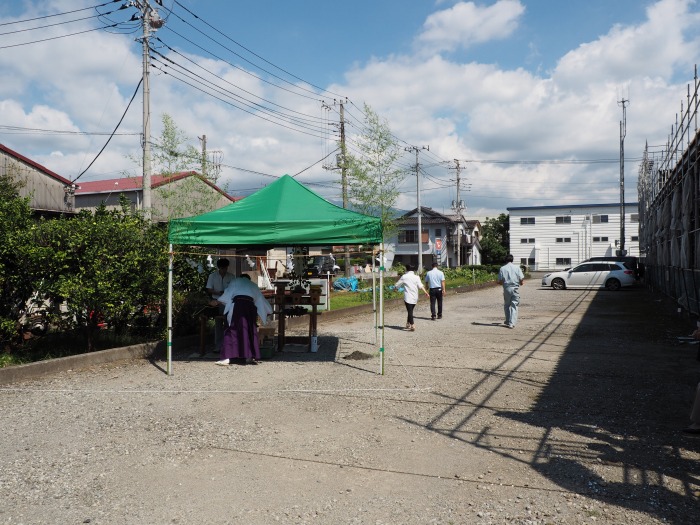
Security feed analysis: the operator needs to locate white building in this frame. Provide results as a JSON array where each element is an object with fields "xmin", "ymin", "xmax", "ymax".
[{"xmin": 508, "ymin": 203, "xmax": 640, "ymax": 271}]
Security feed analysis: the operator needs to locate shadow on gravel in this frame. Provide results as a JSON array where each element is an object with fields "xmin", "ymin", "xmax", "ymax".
[
  {"xmin": 410, "ymin": 285, "xmax": 700, "ymax": 523},
  {"xmin": 160, "ymin": 335, "xmax": 341, "ymax": 367}
]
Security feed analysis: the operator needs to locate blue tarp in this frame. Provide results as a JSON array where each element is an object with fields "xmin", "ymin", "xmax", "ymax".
[{"xmin": 333, "ymin": 276, "xmax": 359, "ymax": 291}]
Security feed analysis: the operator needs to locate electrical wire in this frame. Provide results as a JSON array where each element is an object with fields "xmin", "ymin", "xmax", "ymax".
[
  {"xmin": 150, "ymin": 62, "xmax": 328, "ymax": 141},
  {"xmin": 0, "ymin": 23, "xmax": 120, "ymax": 49},
  {"xmin": 149, "ymin": 50, "xmax": 327, "ymax": 133},
  {"xmin": 0, "ymin": 125, "xmax": 139, "ymax": 136},
  {"xmin": 152, "ymin": 38, "xmax": 327, "ymax": 124},
  {"xmin": 293, "ymin": 149, "xmax": 341, "ymax": 177},
  {"xmin": 72, "ymin": 77, "xmax": 143, "ymax": 183},
  {"xmin": 0, "ymin": 10, "xmax": 120, "ymax": 37},
  {"xmin": 157, "ymin": 25, "xmax": 323, "ymax": 103},
  {"xmin": 168, "ymin": 0, "xmax": 345, "ymax": 99},
  {"xmin": 0, "ymin": 1, "xmax": 118, "ymax": 27}
]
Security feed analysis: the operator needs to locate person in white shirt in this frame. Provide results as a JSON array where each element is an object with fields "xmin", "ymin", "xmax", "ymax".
[
  {"xmin": 213, "ymin": 274, "xmax": 273, "ymax": 365},
  {"xmin": 424, "ymin": 262, "xmax": 446, "ymax": 320},
  {"xmin": 395, "ymin": 264, "xmax": 429, "ymax": 332},
  {"xmin": 205, "ymin": 258, "xmax": 235, "ymax": 351}
]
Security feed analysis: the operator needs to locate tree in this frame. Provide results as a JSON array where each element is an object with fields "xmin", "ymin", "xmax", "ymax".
[
  {"xmin": 345, "ymin": 103, "xmax": 405, "ymax": 240},
  {"xmin": 480, "ymin": 213, "xmax": 510, "ymax": 264},
  {"xmin": 130, "ymin": 113, "xmax": 223, "ymax": 220},
  {"xmin": 33, "ymin": 197, "xmax": 172, "ymax": 351},
  {"xmin": 0, "ymin": 170, "xmax": 37, "ymax": 348},
  {"xmin": 152, "ymin": 113, "xmax": 201, "ymax": 175}
]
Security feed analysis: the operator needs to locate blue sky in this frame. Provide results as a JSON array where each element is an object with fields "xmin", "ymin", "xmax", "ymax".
[{"xmin": 0, "ymin": 0, "xmax": 698, "ymax": 218}]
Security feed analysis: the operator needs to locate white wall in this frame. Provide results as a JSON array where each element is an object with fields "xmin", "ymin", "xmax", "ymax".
[{"xmin": 508, "ymin": 204, "xmax": 640, "ymax": 271}]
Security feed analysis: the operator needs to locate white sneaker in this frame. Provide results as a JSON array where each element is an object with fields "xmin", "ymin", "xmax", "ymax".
[{"xmin": 215, "ymin": 359, "xmax": 230, "ymax": 366}]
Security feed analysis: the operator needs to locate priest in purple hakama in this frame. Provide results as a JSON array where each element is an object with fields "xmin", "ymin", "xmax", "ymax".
[{"xmin": 212, "ymin": 275, "xmax": 273, "ymax": 365}]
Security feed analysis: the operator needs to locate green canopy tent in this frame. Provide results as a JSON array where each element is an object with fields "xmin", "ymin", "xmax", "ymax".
[{"xmin": 166, "ymin": 175, "xmax": 386, "ymax": 374}]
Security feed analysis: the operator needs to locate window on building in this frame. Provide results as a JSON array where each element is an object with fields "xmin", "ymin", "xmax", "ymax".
[
  {"xmin": 630, "ymin": 213, "xmax": 639, "ymax": 222},
  {"xmin": 555, "ymin": 216, "xmax": 572, "ymax": 224},
  {"xmin": 592, "ymin": 215, "xmax": 609, "ymax": 223},
  {"xmin": 593, "ymin": 236, "xmax": 609, "ymax": 242},
  {"xmin": 399, "ymin": 230, "xmax": 418, "ymax": 243},
  {"xmin": 520, "ymin": 238, "xmax": 535, "ymax": 244},
  {"xmin": 556, "ymin": 258, "xmax": 572, "ymax": 266},
  {"xmin": 520, "ymin": 258, "xmax": 536, "ymax": 266},
  {"xmin": 631, "ymin": 236, "xmax": 639, "ymax": 241},
  {"xmin": 435, "ymin": 228, "xmax": 442, "ymax": 238},
  {"xmin": 556, "ymin": 237, "xmax": 572, "ymax": 243},
  {"xmin": 520, "ymin": 217, "xmax": 535, "ymax": 225}
]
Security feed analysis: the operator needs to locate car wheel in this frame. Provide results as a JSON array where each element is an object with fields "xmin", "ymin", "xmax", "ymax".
[
  {"xmin": 606, "ymin": 278, "xmax": 621, "ymax": 291},
  {"xmin": 551, "ymin": 278, "xmax": 565, "ymax": 290}
]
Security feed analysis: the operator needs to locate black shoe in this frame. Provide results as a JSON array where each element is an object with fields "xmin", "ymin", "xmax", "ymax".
[
  {"xmin": 431, "ymin": 316, "xmax": 436, "ymax": 321},
  {"xmin": 437, "ymin": 315, "xmax": 442, "ymax": 319}
]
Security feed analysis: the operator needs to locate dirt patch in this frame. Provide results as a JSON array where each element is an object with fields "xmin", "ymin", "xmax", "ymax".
[{"xmin": 342, "ymin": 350, "xmax": 375, "ymax": 360}]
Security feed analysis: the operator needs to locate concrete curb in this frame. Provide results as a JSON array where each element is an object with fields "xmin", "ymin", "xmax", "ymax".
[
  {"xmin": 0, "ymin": 281, "xmax": 501, "ymax": 385},
  {"xmin": 0, "ymin": 335, "xmax": 198, "ymax": 386}
]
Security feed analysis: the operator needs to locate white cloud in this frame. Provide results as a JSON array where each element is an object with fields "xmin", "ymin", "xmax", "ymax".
[
  {"xmin": 554, "ymin": 0, "xmax": 700, "ymax": 87},
  {"xmin": 333, "ymin": 0, "xmax": 700, "ymax": 215},
  {"xmin": 415, "ymin": 0, "xmax": 525, "ymax": 54}
]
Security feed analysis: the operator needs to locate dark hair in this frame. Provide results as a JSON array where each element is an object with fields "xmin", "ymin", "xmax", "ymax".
[
  {"xmin": 217, "ymin": 258, "xmax": 230, "ymax": 268},
  {"xmin": 405, "ymin": 264, "xmax": 413, "ymax": 272},
  {"xmin": 432, "ymin": 262, "xmax": 438, "ymax": 268},
  {"xmin": 505, "ymin": 254, "xmax": 514, "ymax": 263},
  {"xmin": 240, "ymin": 273, "xmax": 251, "ymax": 280}
]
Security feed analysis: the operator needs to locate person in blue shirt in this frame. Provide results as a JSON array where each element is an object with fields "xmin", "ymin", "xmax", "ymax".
[
  {"xmin": 497, "ymin": 254, "xmax": 524, "ymax": 329},
  {"xmin": 424, "ymin": 262, "xmax": 446, "ymax": 320}
]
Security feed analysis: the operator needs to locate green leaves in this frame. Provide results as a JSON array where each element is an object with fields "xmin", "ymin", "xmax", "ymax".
[
  {"xmin": 480, "ymin": 213, "xmax": 510, "ymax": 264},
  {"xmin": 345, "ymin": 103, "xmax": 405, "ymax": 240}
]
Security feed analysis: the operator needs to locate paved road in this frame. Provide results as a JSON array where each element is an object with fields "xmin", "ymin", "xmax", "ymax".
[{"xmin": 1, "ymin": 280, "xmax": 699, "ymax": 524}]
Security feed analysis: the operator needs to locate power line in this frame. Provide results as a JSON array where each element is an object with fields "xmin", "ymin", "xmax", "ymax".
[
  {"xmin": 0, "ymin": 1, "xmax": 118, "ymax": 27},
  {"xmin": 153, "ymin": 39, "xmax": 327, "ymax": 123},
  {"xmin": 158, "ymin": 20, "xmax": 323, "ymax": 102},
  {"xmin": 0, "ymin": 10, "xmax": 121, "ymax": 37},
  {"xmin": 149, "ymin": 50, "xmax": 328, "ymax": 133},
  {"xmin": 0, "ymin": 125, "xmax": 139, "ymax": 136},
  {"xmin": 0, "ymin": 23, "xmax": 120, "ymax": 50},
  {"xmin": 455, "ymin": 157, "xmax": 643, "ymax": 165},
  {"xmin": 168, "ymin": 0, "xmax": 345, "ymax": 99},
  {"xmin": 72, "ymin": 77, "xmax": 143, "ymax": 183},
  {"xmin": 149, "ymin": 62, "xmax": 328, "ymax": 141}
]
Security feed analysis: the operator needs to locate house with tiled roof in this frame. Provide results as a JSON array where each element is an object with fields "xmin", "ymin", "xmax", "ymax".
[
  {"xmin": 388, "ymin": 206, "xmax": 482, "ymax": 269},
  {"xmin": 75, "ymin": 171, "xmax": 236, "ymax": 222},
  {"xmin": 0, "ymin": 143, "xmax": 76, "ymax": 216}
]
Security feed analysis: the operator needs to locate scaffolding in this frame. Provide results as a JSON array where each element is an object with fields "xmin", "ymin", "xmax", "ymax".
[{"xmin": 638, "ymin": 65, "xmax": 700, "ymax": 313}]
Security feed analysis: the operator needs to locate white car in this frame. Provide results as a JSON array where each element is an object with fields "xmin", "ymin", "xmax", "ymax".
[{"xmin": 541, "ymin": 261, "xmax": 636, "ymax": 291}]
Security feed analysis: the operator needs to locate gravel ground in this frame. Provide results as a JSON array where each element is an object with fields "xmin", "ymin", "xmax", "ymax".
[{"xmin": 1, "ymin": 280, "xmax": 699, "ymax": 525}]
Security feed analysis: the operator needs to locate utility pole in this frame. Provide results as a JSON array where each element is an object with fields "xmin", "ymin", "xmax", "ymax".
[
  {"xmin": 132, "ymin": 0, "xmax": 163, "ymax": 220},
  {"xmin": 618, "ymin": 98, "xmax": 629, "ymax": 256},
  {"xmin": 450, "ymin": 159, "xmax": 466, "ymax": 267},
  {"xmin": 405, "ymin": 145, "xmax": 429, "ymax": 273},
  {"xmin": 199, "ymin": 134, "xmax": 207, "ymax": 178},
  {"xmin": 339, "ymin": 99, "xmax": 351, "ymax": 277}
]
